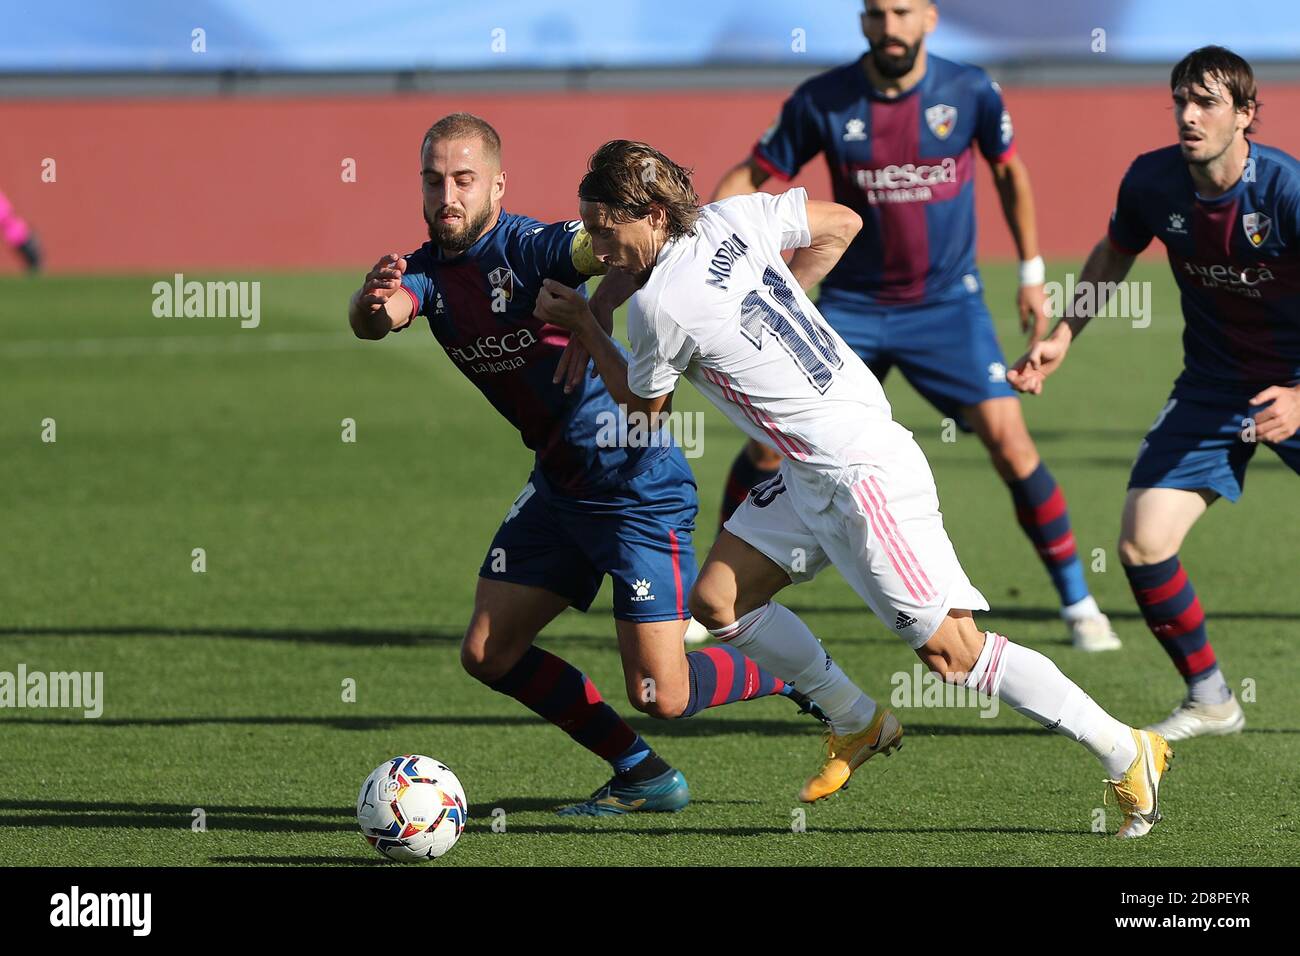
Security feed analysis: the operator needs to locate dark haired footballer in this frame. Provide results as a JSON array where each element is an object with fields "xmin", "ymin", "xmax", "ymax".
[{"xmin": 1011, "ymin": 47, "xmax": 1300, "ymax": 741}]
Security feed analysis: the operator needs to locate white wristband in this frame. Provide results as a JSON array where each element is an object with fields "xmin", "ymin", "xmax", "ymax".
[{"xmin": 1018, "ymin": 255, "xmax": 1045, "ymax": 286}]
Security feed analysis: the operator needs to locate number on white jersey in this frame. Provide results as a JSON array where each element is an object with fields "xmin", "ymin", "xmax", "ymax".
[{"xmin": 738, "ymin": 267, "xmax": 843, "ymax": 394}]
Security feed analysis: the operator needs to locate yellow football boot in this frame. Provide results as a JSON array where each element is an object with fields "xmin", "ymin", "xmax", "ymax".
[
  {"xmin": 799, "ymin": 708, "xmax": 903, "ymax": 803},
  {"xmin": 1104, "ymin": 729, "xmax": 1174, "ymax": 838}
]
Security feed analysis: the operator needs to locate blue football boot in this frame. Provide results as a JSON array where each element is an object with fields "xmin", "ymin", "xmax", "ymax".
[{"xmin": 555, "ymin": 768, "xmax": 690, "ymax": 817}]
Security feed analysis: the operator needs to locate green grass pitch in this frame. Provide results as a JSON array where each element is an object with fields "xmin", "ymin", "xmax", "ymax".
[{"xmin": 1, "ymin": 262, "xmax": 1296, "ymax": 866}]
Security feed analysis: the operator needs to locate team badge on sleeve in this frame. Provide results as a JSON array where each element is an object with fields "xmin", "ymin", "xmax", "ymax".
[
  {"xmin": 1242, "ymin": 212, "xmax": 1271, "ymax": 247},
  {"xmin": 925, "ymin": 103, "xmax": 957, "ymax": 139}
]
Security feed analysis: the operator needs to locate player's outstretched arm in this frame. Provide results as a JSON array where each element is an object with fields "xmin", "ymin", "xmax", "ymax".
[
  {"xmin": 990, "ymin": 154, "xmax": 1049, "ymax": 344},
  {"xmin": 787, "ymin": 199, "xmax": 862, "ymax": 291},
  {"xmin": 535, "ymin": 278, "xmax": 671, "ymax": 419},
  {"xmin": 711, "ymin": 159, "xmax": 771, "ymax": 201},
  {"xmin": 349, "ymin": 254, "xmax": 414, "ymax": 340},
  {"xmin": 1007, "ymin": 236, "xmax": 1136, "ymax": 394}
]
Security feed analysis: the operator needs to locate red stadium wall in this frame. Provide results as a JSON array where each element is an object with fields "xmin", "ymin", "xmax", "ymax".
[{"xmin": 2, "ymin": 84, "xmax": 1298, "ymax": 274}]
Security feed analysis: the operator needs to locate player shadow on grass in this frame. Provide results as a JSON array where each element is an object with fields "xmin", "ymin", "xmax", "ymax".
[
  {"xmin": 0, "ymin": 799, "xmax": 354, "ymax": 832},
  {"xmin": 464, "ymin": 796, "xmax": 758, "ymax": 818},
  {"xmin": 0, "ymin": 624, "xmax": 597, "ymax": 646},
  {"xmin": 208, "ymin": 855, "xmax": 390, "ymax": 866}
]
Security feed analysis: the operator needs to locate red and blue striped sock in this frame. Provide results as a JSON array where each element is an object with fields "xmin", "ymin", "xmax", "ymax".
[
  {"xmin": 719, "ymin": 445, "xmax": 780, "ymax": 531},
  {"xmin": 1006, "ymin": 461, "xmax": 1090, "ymax": 607},
  {"xmin": 1123, "ymin": 555, "xmax": 1219, "ymax": 684},
  {"xmin": 679, "ymin": 645, "xmax": 788, "ymax": 717},
  {"xmin": 487, "ymin": 646, "xmax": 648, "ymax": 771}
]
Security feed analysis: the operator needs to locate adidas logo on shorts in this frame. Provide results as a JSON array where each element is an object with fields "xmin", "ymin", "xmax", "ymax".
[{"xmin": 895, "ymin": 611, "xmax": 919, "ymax": 630}]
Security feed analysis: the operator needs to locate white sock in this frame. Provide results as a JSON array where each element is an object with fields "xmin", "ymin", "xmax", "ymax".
[
  {"xmin": 1061, "ymin": 595, "xmax": 1100, "ymax": 622},
  {"xmin": 710, "ymin": 602, "xmax": 876, "ymax": 735},
  {"xmin": 965, "ymin": 631, "xmax": 1137, "ymax": 778}
]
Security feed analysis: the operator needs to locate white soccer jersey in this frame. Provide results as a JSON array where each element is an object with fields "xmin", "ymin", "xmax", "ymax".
[
  {"xmin": 627, "ymin": 188, "xmax": 894, "ymax": 490},
  {"xmin": 628, "ymin": 188, "xmax": 988, "ymax": 640}
]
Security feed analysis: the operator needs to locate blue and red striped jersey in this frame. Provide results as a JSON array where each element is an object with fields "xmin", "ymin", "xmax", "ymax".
[
  {"xmin": 399, "ymin": 211, "xmax": 670, "ymax": 495},
  {"xmin": 1109, "ymin": 141, "xmax": 1300, "ymax": 399},
  {"xmin": 753, "ymin": 53, "xmax": 1015, "ymax": 305}
]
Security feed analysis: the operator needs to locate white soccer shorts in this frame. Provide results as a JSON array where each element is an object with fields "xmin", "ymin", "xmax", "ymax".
[{"xmin": 723, "ymin": 422, "xmax": 988, "ymax": 648}]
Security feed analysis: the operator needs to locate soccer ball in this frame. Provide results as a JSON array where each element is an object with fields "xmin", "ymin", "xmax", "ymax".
[{"xmin": 357, "ymin": 755, "xmax": 468, "ymax": 862}]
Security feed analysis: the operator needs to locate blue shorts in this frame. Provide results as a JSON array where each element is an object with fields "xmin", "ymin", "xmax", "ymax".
[
  {"xmin": 478, "ymin": 449, "xmax": 698, "ymax": 622},
  {"xmin": 817, "ymin": 287, "xmax": 1015, "ymax": 426},
  {"xmin": 1128, "ymin": 388, "xmax": 1300, "ymax": 502}
]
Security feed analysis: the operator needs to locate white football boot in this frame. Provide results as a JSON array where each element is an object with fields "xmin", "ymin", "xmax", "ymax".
[
  {"xmin": 1144, "ymin": 693, "xmax": 1245, "ymax": 742},
  {"xmin": 1068, "ymin": 613, "xmax": 1122, "ymax": 652}
]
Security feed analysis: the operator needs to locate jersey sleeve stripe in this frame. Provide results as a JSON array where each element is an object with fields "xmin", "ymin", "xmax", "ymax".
[
  {"xmin": 750, "ymin": 145, "xmax": 794, "ymax": 182},
  {"xmin": 708, "ymin": 370, "xmax": 812, "ymax": 458},
  {"xmin": 398, "ymin": 285, "xmax": 422, "ymax": 326},
  {"xmin": 748, "ymin": 401, "xmax": 811, "ymax": 458},
  {"xmin": 730, "ymin": 384, "xmax": 812, "ymax": 459},
  {"xmin": 703, "ymin": 367, "xmax": 808, "ymax": 460},
  {"xmin": 703, "ymin": 367, "xmax": 788, "ymax": 454},
  {"xmin": 994, "ymin": 142, "xmax": 1017, "ymax": 164}
]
